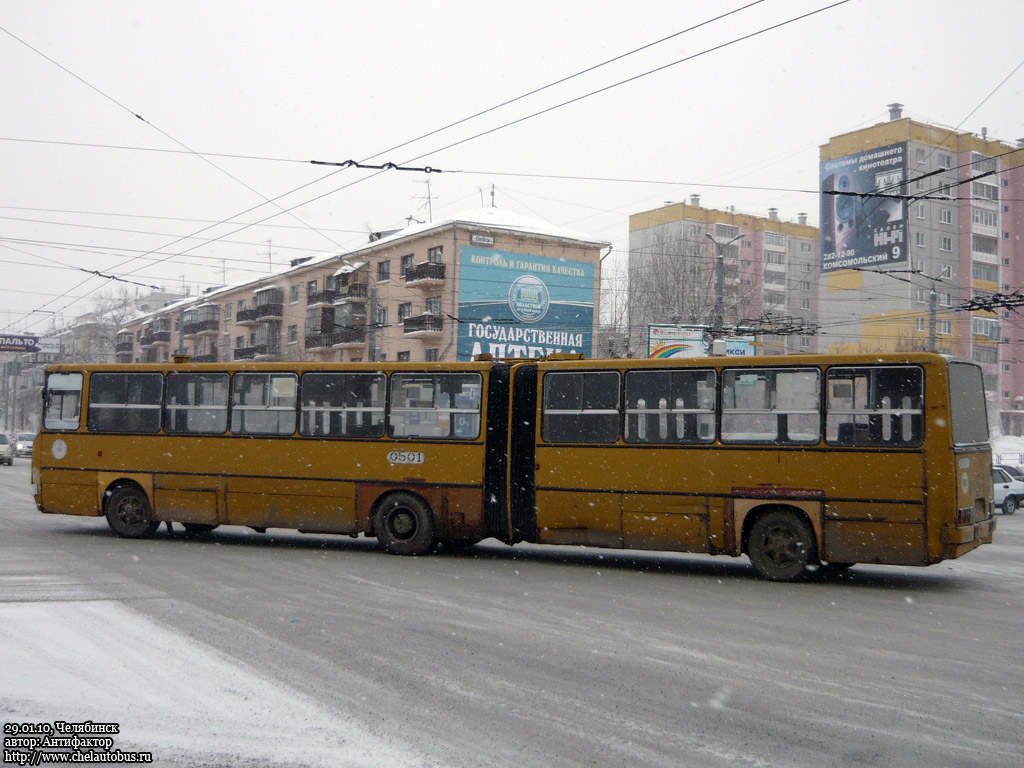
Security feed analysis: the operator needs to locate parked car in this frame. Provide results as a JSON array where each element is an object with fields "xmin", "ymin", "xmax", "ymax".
[
  {"xmin": 0, "ymin": 434, "xmax": 12, "ymax": 465},
  {"xmin": 993, "ymin": 467, "xmax": 1024, "ymax": 514},
  {"xmin": 994, "ymin": 463, "xmax": 1024, "ymax": 480},
  {"xmin": 13, "ymin": 431, "xmax": 34, "ymax": 457}
]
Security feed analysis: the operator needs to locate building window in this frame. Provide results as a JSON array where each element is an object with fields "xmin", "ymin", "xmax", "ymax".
[
  {"xmin": 916, "ymin": 203, "xmax": 925, "ymax": 219},
  {"xmin": 426, "ymin": 296, "xmax": 442, "ymax": 315},
  {"xmin": 800, "ymin": 299, "xmax": 811, "ymax": 311},
  {"xmin": 288, "ymin": 325, "xmax": 298, "ymax": 344},
  {"xmin": 916, "ymin": 317, "xmax": 925, "ymax": 332},
  {"xmin": 938, "ymin": 154, "xmax": 952, "ymax": 168},
  {"xmin": 972, "ymin": 235, "xmax": 998, "ymax": 255},
  {"xmin": 972, "ymin": 208, "xmax": 998, "ymax": 227},
  {"xmin": 800, "ymin": 263, "xmax": 810, "ymax": 273},
  {"xmin": 939, "ymin": 236, "xmax": 952, "ymax": 252},
  {"xmin": 397, "ymin": 351, "xmax": 411, "ymax": 362},
  {"xmin": 764, "ymin": 233, "xmax": 786, "ymax": 248},
  {"xmin": 377, "ymin": 261, "xmax": 390, "ymax": 282},
  {"xmin": 800, "ymin": 280, "xmax": 810, "ymax": 291},
  {"xmin": 915, "ymin": 232, "xmax": 926, "ymax": 247},
  {"xmin": 428, "ymin": 246, "xmax": 443, "ymax": 263},
  {"xmin": 376, "ymin": 306, "xmax": 388, "ymax": 327},
  {"xmin": 765, "ymin": 252, "xmax": 785, "ymax": 265},
  {"xmin": 939, "ymin": 209, "xmax": 952, "ymax": 225},
  {"xmin": 290, "ymin": 285, "xmax": 300, "ymax": 304},
  {"xmin": 715, "ymin": 223, "xmax": 739, "ymax": 240},
  {"xmin": 235, "ymin": 336, "xmax": 243, "ymax": 348},
  {"xmin": 972, "ymin": 262, "xmax": 998, "ymax": 282},
  {"xmin": 915, "ymin": 148, "xmax": 925, "ymax": 162},
  {"xmin": 915, "ymin": 288, "xmax": 926, "ymax": 303},
  {"xmin": 224, "ymin": 303, "xmax": 233, "ymax": 320},
  {"xmin": 238, "ymin": 299, "xmax": 246, "ymax": 311},
  {"xmin": 398, "ymin": 302, "xmax": 412, "ymax": 321},
  {"xmin": 425, "ymin": 348, "xmax": 439, "ymax": 362},
  {"xmin": 938, "ymin": 320, "xmax": 952, "ymax": 335},
  {"xmin": 401, "ymin": 254, "xmax": 414, "ymax": 276},
  {"xmin": 800, "ymin": 242, "xmax": 811, "ymax": 253}
]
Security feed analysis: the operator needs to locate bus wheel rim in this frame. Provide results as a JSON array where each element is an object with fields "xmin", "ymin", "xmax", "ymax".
[
  {"xmin": 388, "ymin": 510, "xmax": 417, "ymax": 540},
  {"xmin": 117, "ymin": 497, "xmax": 145, "ymax": 526},
  {"xmin": 762, "ymin": 524, "xmax": 802, "ymax": 567}
]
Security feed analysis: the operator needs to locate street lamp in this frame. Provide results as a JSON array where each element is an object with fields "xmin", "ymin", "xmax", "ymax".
[{"xmin": 705, "ymin": 232, "xmax": 744, "ymax": 338}]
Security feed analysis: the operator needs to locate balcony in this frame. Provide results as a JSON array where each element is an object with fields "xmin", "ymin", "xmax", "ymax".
[
  {"xmin": 328, "ymin": 327, "xmax": 367, "ymax": 348},
  {"xmin": 182, "ymin": 318, "xmax": 220, "ymax": 337},
  {"xmin": 234, "ymin": 345, "xmax": 266, "ymax": 361},
  {"xmin": 403, "ymin": 313, "xmax": 444, "ymax": 337},
  {"xmin": 307, "ymin": 289, "xmax": 338, "ymax": 306},
  {"xmin": 304, "ymin": 333, "xmax": 333, "ymax": 351},
  {"xmin": 191, "ymin": 353, "xmax": 220, "ymax": 363},
  {"xmin": 115, "ymin": 353, "xmax": 133, "ymax": 364},
  {"xmin": 115, "ymin": 341, "xmax": 134, "ymax": 354},
  {"xmin": 333, "ymin": 283, "xmax": 368, "ymax": 304},
  {"xmin": 236, "ymin": 304, "xmax": 284, "ymax": 325},
  {"xmin": 404, "ymin": 262, "xmax": 445, "ymax": 287},
  {"xmin": 140, "ymin": 330, "xmax": 172, "ymax": 347}
]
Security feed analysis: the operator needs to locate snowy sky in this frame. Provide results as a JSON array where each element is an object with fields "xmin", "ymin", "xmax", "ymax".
[{"xmin": 2, "ymin": 0, "xmax": 1022, "ymax": 334}]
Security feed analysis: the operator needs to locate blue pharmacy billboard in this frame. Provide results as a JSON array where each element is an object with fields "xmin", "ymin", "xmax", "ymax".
[
  {"xmin": 820, "ymin": 142, "xmax": 907, "ymax": 273},
  {"xmin": 457, "ymin": 246, "xmax": 595, "ymax": 360}
]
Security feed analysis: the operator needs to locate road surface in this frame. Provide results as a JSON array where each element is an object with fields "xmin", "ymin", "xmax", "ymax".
[{"xmin": 2, "ymin": 461, "xmax": 1022, "ymax": 767}]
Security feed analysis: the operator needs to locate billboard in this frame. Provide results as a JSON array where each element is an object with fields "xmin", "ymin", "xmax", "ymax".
[
  {"xmin": 820, "ymin": 142, "xmax": 907, "ymax": 273},
  {"xmin": 457, "ymin": 246, "xmax": 594, "ymax": 360},
  {"xmin": 647, "ymin": 325, "xmax": 754, "ymax": 358},
  {"xmin": 0, "ymin": 335, "xmax": 59, "ymax": 354}
]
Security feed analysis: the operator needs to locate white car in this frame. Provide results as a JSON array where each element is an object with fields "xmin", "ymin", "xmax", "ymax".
[
  {"xmin": 13, "ymin": 431, "xmax": 34, "ymax": 457},
  {"xmin": 993, "ymin": 467, "xmax": 1024, "ymax": 515},
  {"xmin": 0, "ymin": 434, "xmax": 12, "ymax": 465}
]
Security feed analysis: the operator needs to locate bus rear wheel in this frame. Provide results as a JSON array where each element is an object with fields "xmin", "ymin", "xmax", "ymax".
[
  {"xmin": 374, "ymin": 493, "xmax": 434, "ymax": 556},
  {"xmin": 747, "ymin": 511, "xmax": 816, "ymax": 581},
  {"xmin": 105, "ymin": 485, "xmax": 160, "ymax": 539}
]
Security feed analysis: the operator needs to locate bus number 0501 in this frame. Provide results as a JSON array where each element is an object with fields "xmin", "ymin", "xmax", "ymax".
[{"xmin": 387, "ymin": 450, "xmax": 425, "ymax": 465}]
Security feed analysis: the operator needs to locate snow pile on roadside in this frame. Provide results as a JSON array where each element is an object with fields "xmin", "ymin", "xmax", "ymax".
[{"xmin": 0, "ymin": 601, "xmax": 426, "ymax": 768}]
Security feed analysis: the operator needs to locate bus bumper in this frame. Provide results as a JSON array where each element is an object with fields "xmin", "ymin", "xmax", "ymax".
[{"xmin": 941, "ymin": 517, "xmax": 995, "ymax": 559}]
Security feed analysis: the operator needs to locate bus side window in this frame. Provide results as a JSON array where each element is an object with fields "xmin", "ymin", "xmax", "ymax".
[
  {"xmin": 624, "ymin": 369, "xmax": 716, "ymax": 444},
  {"xmin": 300, "ymin": 373, "xmax": 385, "ymax": 438},
  {"xmin": 87, "ymin": 373, "xmax": 163, "ymax": 433},
  {"xmin": 826, "ymin": 366, "xmax": 923, "ymax": 447},
  {"xmin": 388, "ymin": 373, "xmax": 481, "ymax": 440},
  {"xmin": 231, "ymin": 373, "xmax": 297, "ymax": 435},
  {"xmin": 542, "ymin": 371, "xmax": 619, "ymax": 444},
  {"xmin": 164, "ymin": 372, "xmax": 229, "ymax": 434}
]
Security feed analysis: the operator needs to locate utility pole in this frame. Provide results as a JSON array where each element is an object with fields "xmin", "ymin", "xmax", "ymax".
[{"xmin": 706, "ymin": 232, "xmax": 744, "ymax": 338}]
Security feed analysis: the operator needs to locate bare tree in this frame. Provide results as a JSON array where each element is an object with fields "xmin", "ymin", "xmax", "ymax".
[{"xmin": 626, "ymin": 227, "xmax": 760, "ymax": 356}]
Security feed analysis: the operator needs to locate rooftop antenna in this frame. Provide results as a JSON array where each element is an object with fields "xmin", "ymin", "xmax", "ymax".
[
  {"xmin": 415, "ymin": 179, "xmax": 435, "ymax": 223},
  {"xmin": 491, "ymin": 184, "xmax": 496, "ymax": 208},
  {"xmin": 263, "ymin": 240, "xmax": 273, "ymax": 272}
]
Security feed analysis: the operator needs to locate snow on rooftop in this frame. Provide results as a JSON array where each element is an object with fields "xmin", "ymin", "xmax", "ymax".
[{"xmin": 364, "ymin": 206, "xmax": 610, "ymax": 250}]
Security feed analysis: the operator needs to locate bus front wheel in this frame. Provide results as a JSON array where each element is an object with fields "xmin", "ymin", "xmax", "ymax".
[
  {"xmin": 747, "ymin": 511, "xmax": 816, "ymax": 581},
  {"xmin": 105, "ymin": 485, "xmax": 160, "ymax": 539},
  {"xmin": 374, "ymin": 492, "xmax": 434, "ymax": 556}
]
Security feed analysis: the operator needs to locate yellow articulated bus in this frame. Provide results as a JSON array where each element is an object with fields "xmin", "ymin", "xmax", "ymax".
[{"xmin": 32, "ymin": 352, "xmax": 993, "ymax": 581}]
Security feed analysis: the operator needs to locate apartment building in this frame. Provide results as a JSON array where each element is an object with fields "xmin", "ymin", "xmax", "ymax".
[
  {"xmin": 118, "ymin": 208, "xmax": 608, "ymax": 365},
  {"xmin": 627, "ymin": 197, "xmax": 820, "ymax": 357},
  {"xmin": 819, "ymin": 104, "xmax": 1024, "ymax": 432}
]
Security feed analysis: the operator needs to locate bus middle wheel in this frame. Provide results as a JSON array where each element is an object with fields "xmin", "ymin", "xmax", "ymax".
[
  {"xmin": 105, "ymin": 484, "xmax": 160, "ymax": 539},
  {"xmin": 374, "ymin": 492, "xmax": 434, "ymax": 556},
  {"xmin": 747, "ymin": 510, "xmax": 816, "ymax": 581}
]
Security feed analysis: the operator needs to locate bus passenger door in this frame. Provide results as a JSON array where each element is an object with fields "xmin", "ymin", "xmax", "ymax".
[{"xmin": 508, "ymin": 365, "xmax": 537, "ymax": 542}]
